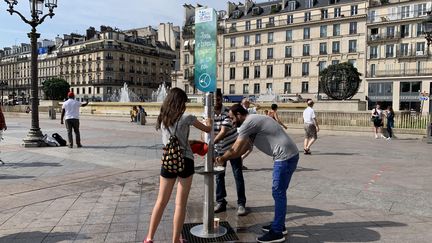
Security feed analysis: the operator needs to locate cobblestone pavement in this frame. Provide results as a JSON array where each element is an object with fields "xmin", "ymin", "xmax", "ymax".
[{"xmin": 0, "ymin": 113, "xmax": 431, "ymax": 242}]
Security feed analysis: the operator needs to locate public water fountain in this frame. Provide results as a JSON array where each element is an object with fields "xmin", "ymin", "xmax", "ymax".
[
  {"xmin": 256, "ymin": 87, "xmax": 277, "ymax": 102},
  {"xmin": 109, "ymin": 83, "xmax": 140, "ymax": 102},
  {"xmin": 151, "ymin": 83, "xmax": 169, "ymax": 102}
]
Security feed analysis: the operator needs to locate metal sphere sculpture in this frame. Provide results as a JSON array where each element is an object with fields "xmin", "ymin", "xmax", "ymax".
[{"xmin": 319, "ymin": 62, "xmax": 362, "ymax": 100}]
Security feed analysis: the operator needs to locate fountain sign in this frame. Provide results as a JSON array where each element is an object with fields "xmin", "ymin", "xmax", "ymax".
[{"xmin": 194, "ymin": 7, "xmax": 217, "ymax": 93}]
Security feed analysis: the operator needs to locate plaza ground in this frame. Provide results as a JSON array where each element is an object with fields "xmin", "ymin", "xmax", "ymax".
[{"xmin": 0, "ymin": 113, "xmax": 431, "ymax": 242}]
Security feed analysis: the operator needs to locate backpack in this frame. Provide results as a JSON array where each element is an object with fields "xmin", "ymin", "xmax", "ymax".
[
  {"xmin": 161, "ymin": 121, "xmax": 184, "ymax": 174},
  {"xmin": 52, "ymin": 133, "xmax": 67, "ymax": 146},
  {"xmin": 43, "ymin": 134, "xmax": 59, "ymax": 147}
]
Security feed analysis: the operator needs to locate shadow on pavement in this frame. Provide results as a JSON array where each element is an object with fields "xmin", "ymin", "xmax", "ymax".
[
  {"xmin": 238, "ymin": 205, "xmax": 406, "ymax": 242},
  {"xmin": 312, "ymin": 152, "xmax": 360, "ymax": 156},
  {"xmin": 242, "ymin": 168, "xmax": 273, "ymax": 173},
  {"xmin": 0, "ymin": 231, "xmax": 90, "ymax": 242},
  {"xmin": 0, "ymin": 175, "xmax": 35, "ymax": 180},
  {"xmin": 83, "ymin": 144, "xmax": 164, "ymax": 150},
  {"xmin": 286, "ymin": 221, "xmax": 406, "ymax": 242},
  {"xmin": 0, "ymin": 162, "xmax": 62, "ymax": 168},
  {"xmin": 296, "ymin": 166, "xmax": 319, "ymax": 172}
]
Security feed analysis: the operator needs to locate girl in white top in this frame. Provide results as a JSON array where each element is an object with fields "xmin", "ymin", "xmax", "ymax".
[{"xmin": 144, "ymin": 88, "xmax": 211, "ymax": 243}]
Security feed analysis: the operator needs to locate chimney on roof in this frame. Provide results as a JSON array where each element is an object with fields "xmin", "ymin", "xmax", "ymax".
[{"xmin": 86, "ymin": 27, "xmax": 96, "ymax": 40}]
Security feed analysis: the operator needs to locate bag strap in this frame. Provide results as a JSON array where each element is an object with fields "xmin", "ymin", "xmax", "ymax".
[{"xmin": 167, "ymin": 115, "xmax": 182, "ymax": 136}]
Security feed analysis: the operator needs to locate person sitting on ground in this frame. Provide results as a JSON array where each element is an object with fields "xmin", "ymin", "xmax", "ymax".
[
  {"xmin": 130, "ymin": 106, "xmax": 138, "ymax": 122},
  {"xmin": 137, "ymin": 105, "xmax": 146, "ymax": 125},
  {"xmin": 268, "ymin": 104, "xmax": 288, "ymax": 129}
]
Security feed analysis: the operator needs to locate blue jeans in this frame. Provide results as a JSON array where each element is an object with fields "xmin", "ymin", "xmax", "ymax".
[
  {"xmin": 215, "ymin": 156, "xmax": 246, "ymax": 206},
  {"xmin": 271, "ymin": 154, "xmax": 299, "ymax": 233}
]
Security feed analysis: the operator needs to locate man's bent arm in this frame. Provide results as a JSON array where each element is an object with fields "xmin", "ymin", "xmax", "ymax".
[
  {"xmin": 81, "ymin": 100, "xmax": 89, "ymax": 107},
  {"xmin": 218, "ymin": 138, "xmax": 250, "ymax": 164}
]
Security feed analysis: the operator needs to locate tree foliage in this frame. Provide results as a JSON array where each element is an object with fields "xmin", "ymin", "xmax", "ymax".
[
  {"xmin": 319, "ymin": 62, "xmax": 362, "ymax": 100},
  {"xmin": 42, "ymin": 78, "xmax": 70, "ymax": 100}
]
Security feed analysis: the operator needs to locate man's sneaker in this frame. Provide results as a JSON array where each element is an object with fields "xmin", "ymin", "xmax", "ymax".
[
  {"xmin": 386, "ymin": 137, "xmax": 392, "ymax": 141},
  {"xmin": 257, "ymin": 230, "xmax": 285, "ymax": 243},
  {"xmin": 77, "ymin": 144, "xmax": 83, "ymax": 148},
  {"xmin": 237, "ymin": 205, "xmax": 247, "ymax": 216},
  {"xmin": 214, "ymin": 203, "xmax": 226, "ymax": 213},
  {"xmin": 261, "ymin": 224, "xmax": 288, "ymax": 235},
  {"xmin": 68, "ymin": 144, "xmax": 73, "ymax": 148}
]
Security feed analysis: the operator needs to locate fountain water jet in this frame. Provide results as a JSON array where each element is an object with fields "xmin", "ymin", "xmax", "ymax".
[
  {"xmin": 151, "ymin": 83, "xmax": 169, "ymax": 102},
  {"xmin": 109, "ymin": 83, "xmax": 140, "ymax": 102}
]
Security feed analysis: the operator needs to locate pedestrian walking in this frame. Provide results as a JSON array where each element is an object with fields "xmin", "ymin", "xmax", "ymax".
[
  {"xmin": 216, "ymin": 104, "xmax": 299, "ymax": 243},
  {"xmin": 268, "ymin": 104, "xmax": 287, "ymax": 129},
  {"xmin": 60, "ymin": 92, "xmax": 88, "ymax": 148},
  {"xmin": 213, "ymin": 89, "xmax": 247, "ymax": 216},
  {"xmin": 371, "ymin": 104, "xmax": 385, "ymax": 139},
  {"xmin": 303, "ymin": 100, "xmax": 319, "ymax": 155},
  {"xmin": 0, "ymin": 106, "xmax": 7, "ymax": 164},
  {"xmin": 144, "ymin": 88, "xmax": 212, "ymax": 243},
  {"xmin": 385, "ymin": 106, "xmax": 395, "ymax": 140}
]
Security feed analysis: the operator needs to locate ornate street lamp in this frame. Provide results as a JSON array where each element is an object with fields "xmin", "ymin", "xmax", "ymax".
[
  {"xmin": 4, "ymin": 0, "xmax": 58, "ymax": 147},
  {"xmin": 422, "ymin": 11, "xmax": 432, "ymax": 55}
]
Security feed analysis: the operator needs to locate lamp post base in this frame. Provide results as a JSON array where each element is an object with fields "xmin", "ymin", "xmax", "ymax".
[{"xmin": 22, "ymin": 129, "xmax": 45, "ymax": 147}]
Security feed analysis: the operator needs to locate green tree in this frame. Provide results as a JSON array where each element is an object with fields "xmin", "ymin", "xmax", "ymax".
[
  {"xmin": 42, "ymin": 78, "xmax": 70, "ymax": 100},
  {"xmin": 319, "ymin": 62, "xmax": 362, "ymax": 100}
]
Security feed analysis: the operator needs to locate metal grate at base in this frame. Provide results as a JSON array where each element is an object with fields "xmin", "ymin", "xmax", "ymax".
[{"xmin": 182, "ymin": 221, "xmax": 239, "ymax": 243}]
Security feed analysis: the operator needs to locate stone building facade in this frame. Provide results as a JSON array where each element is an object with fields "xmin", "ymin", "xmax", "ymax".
[
  {"xmin": 0, "ymin": 25, "xmax": 177, "ymax": 103},
  {"xmin": 177, "ymin": 0, "xmax": 368, "ymax": 102},
  {"xmin": 365, "ymin": 0, "xmax": 431, "ymax": 113}
]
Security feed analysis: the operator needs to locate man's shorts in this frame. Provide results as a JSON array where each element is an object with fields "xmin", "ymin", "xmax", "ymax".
[{"xmin": 304, "ymin": 123, "xmax": 317, "ymax": 139}]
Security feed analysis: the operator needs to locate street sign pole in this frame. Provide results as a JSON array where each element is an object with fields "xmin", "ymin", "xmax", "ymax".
[{"xmin": 190, "ymin": 7, "xmax": 227, "ymax": 238}]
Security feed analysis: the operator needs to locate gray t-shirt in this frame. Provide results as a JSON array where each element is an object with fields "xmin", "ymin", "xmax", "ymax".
[
  {"xmin": 238, "ymin": 114, "xmax": 298, "ymax": 161},
  {"xmin": 161, "ymin": 113, "xmax": 197, "ymax": 160}
]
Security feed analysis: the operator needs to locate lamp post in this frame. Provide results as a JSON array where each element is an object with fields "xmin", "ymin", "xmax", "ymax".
[
  {"xmin": 4, "ymin": 0, "xmax": 58, "ymax": 147},
  {"xmin": 422, "ymin": 11, "xmax": 432, "ymax": 55},
  {"xmin": 0, "ymin": 81, "xmax": 8, "ymax": 106}
]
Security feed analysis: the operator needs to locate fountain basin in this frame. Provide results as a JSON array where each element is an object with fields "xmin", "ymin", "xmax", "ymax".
[{"xmin": 80, "ymin": 102, "xmax": 306, "ymax": 117}]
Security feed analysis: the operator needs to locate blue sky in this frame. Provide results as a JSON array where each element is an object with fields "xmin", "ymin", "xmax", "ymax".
[{"xmin": 0, "ymin": 1, "xmax": 227, "ymax": 48}]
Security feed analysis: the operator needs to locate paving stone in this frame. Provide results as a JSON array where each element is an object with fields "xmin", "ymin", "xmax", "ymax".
[{"xmin": 0, "ymin": 115, "xmax": 431, "ymax": 242}]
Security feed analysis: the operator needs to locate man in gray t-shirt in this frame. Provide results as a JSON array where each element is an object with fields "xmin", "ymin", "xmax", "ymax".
[{"xmin": 216, "ymin": 104, "xmax": 299, "ymax": 243}]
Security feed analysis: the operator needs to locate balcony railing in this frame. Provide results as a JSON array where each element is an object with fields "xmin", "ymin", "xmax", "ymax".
[
  {"xmin": 367, "ymin": 32, "xmax": 401, "ymax": 43},
  {"xmin": 368, "ymin": 69, "xmax": 432, "ymax": 78},
  {"xmin": 396, "ymin": 50, "xmax": 428, "ymax": 59},
  {"xmin": 223, "ymin": 9, "xmax": 364, "ymax": 34},
  {"xmin": 367, "ymin": 10, "xmax": 429, "ymax": 24}
]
